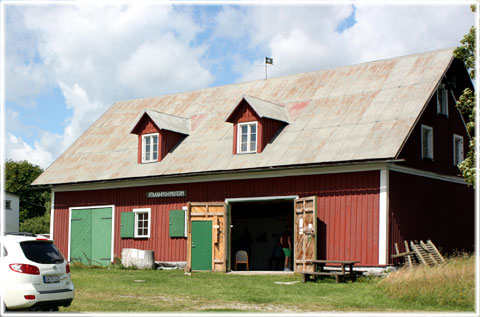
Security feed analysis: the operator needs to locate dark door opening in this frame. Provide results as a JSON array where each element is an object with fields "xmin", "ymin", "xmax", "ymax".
[{"xmin": 230, "ymin": 199, "xmax": 294, "ymax": 271}]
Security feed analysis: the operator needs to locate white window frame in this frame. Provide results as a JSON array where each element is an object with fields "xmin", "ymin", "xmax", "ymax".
[
  {"xmin": 237, "ymin": 121, "xmax": 258, "ymax": 154},
  {"xmin": 133, "ymin": 208, "xmax": 151, "ymax": 238},
  {"xmin": 421, "ymin": 125, "xmax": 434, "ymax": 160},
  {"xmin": 453, "ymin": 134, "xmax": 464, "ymax": 166},
  {"xmin": 437, "ymin": 84, "xmax": 449, "ymax": 117},
  {"xmin": 142, "ymin": 133, "xmax": 159, "ymax": 163}
]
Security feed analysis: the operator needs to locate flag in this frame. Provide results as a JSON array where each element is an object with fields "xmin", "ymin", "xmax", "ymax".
[{"xmin": 265, "ymin": 57, "xmax": 273, "ymax": 65}]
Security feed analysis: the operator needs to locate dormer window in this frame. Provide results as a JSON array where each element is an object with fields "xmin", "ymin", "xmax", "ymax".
[
  {"xmin": 238, "ymin": 122, "xmax": 257, "ymax": 154},
  {"xmin": 225, "ymin": 95, "xmax": 289, "ymax": 155},
  {"xmin": 142, "ymin": 133, "xmax": 159, "ymax": 163},
  {"xmin": 131, "ymin": 110, "xmax": 190, "ymax": 164}
]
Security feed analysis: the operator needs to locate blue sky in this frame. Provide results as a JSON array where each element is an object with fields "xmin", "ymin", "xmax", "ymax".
[{"xmin": 2, "ymin": 1, "xmax": 476, "ymax": 169}]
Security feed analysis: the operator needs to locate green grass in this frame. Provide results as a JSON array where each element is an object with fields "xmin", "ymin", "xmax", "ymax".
[
  {"xmin": 379, "ymin": 253, "xmax": 476, "ymax": 311},
  {"xmin": 60, "ymin": 258, "xmax": 476, "ymax": 313}
]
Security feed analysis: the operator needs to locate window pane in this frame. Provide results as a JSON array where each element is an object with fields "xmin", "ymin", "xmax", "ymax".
[
  {"xmin": 250, "ymin": 124, "xmax": 256, "ymax": 134},
  {"xmin": 241, "ymin": 125, "xmax": 248, "ymax": 134},
  {"xmin": 250, "ymin": 140, "xmax": 256, "ymax": 152},
  {"xmin": 241, "ymin": 143, "xmax": 247, "ymax": 152}
]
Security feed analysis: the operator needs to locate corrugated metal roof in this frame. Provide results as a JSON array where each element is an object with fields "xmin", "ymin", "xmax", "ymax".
[
  {"xmin": 33, "ymin": 48, "xmax": 455, "ymax": 186},
  {"xmin": 226, "ymin": 95, "xmax": 290, "ymax": 123},
  {"xmin": 131, "ymin": 109, "xmax": 190, "ymax": 135}
]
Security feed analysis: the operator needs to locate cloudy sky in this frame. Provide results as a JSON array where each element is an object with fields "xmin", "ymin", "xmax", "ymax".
[{"xmin": 2, "ymin": 1, "xmax": 476, "ymax": 169}]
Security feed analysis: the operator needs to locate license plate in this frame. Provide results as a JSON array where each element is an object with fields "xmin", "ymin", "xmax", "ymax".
[{"xmin": 43, "ymin": 275, "xmax": 60, "ymax": 284}]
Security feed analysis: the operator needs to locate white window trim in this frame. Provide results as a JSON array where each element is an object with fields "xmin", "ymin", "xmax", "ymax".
[
  {"xmin": 133, "ymin": 208, "xmax": 151, "ymax": 238},
  {"xmin": 237, "ymin": 121, "xmax": 258, "ymax": 154},
  {"xmin": 142, "ymin": 133, "xmax": 159, "ymax": 163},
  {"xmin": 436, "ymin": 84, "xmax": 449, "ymax": 117},
  {"xmin": 453, "ymin": 134, "xmax": 464, "ymax": 166},
  {"xmin": 421, "ymin": 125, "xmax": 434, "ymax": 160}
]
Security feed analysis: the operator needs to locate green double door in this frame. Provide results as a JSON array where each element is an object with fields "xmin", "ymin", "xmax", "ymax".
[
  {"xmin": 191, "ymin": 221, "xmax": 212, "ymax": 271},
  {"xmin": 70, "ymin": 207, "xmax": 112, "ymax": 266}
]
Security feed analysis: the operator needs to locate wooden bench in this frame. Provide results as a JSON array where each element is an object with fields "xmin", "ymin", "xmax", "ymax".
[{"xmin": 298, "ymin": 260, "xmax": 360, "ymax": 283}]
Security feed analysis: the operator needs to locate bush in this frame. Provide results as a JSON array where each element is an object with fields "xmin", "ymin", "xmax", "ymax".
[
  {"xmin": 379, "ymin": 254, "xmax": 475, "ymax": 310},
  {"xmin": 19, "ymin": 211, "xmax": 50, "ymax": 234}
]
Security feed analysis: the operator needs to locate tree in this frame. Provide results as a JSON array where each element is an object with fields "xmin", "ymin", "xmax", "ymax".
[
  {"xmin": 453, "ymin": 5, "xmax": 476, "ymax": 186},
  {"xmin": 4, "ymin": 160, "xmax": 51, "ymax": 222}
]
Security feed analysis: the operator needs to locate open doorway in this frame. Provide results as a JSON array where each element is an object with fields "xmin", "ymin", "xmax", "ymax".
[{"xmin": 230, "ymin": 199, "xmax": 294, "ymax": 271}]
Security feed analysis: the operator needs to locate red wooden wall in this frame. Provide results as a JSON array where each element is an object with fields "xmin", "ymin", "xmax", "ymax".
[
  {"xmin": 389, "ymin": 171, "xmax": 474, "ymax": 263},
  {"xmin": 134, "ymin": 115, "xmax": 185, "ymax": 162},
  {"xmin": 53, "ymin": 170, "xmax": 381, "ymax": 266},
  {"xmin": 229, "ymin": 101, "xmax": 285, "ymax": 154},
  {"xmin": 398, "ymin": 59, "xmax": 472, "ymax": 176}
]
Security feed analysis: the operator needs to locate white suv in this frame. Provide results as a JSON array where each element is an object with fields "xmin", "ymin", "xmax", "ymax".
[{"xmin": 0, "ymin": 233, "xmax": 74, "ymax": 311}]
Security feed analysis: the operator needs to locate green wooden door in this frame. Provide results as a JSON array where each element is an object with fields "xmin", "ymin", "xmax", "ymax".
[
  {"xmin": 70, "ymin": 209, "xmax": 92, "ymax": 264},
  {"xmin": 191, "ymin": 221, "xmax": 212, "ymax": 271},
  {"xmin": 70, "ymin": 207, "xmax": 112, "ymax": 266},
  {"xmin": 91, "ymin": 208, "xmax": 113, "ymax": 266}
]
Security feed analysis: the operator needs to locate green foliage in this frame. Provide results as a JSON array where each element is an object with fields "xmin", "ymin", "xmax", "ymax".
[
  {"xmin": 453, "ymin": 6, "xmax": 476, "ymax": 186},
  {"xmin": 19, "ymin": 211, "xmax": 50, "ymax": 234},
  {"xmin": 4, "ymin": 160, "xmax": 50, "ymax": 221},
  {"xmin": 453, "ymin": 26, "xmax": 476, "ymax": 79}
]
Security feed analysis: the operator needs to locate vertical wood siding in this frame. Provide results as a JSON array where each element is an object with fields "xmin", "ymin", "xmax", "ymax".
[
  {"xmin": 389, "ymin": 171, "xmax": 474, "ymax": 263},
  {"xmin": 229, "ymin": 102, "xmax": 285, "ymax": 154},
  {"xmin": 398, "ymin": 59, "xmax": 472, "ymax": 176},
  {"xmin": 160, "ymin": 130, "xmax": 185, "ymax": 160},
  {"xmin": 54, "ymin": 170, "xmax": 381, "ymax": 266}
]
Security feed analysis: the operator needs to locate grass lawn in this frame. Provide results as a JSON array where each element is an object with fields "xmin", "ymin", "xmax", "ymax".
[{"xmin": 61, "ymin": 264, "xmax": 475, "ymax": 313}]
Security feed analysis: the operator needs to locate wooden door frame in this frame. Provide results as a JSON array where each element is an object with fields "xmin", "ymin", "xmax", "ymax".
[
  {"xmin": 186, "ymin": 202, "xmax": 227, "ymax": 272},
  {"xmin": 225, "ymin": 195, "xmax": 299, "ymax": 271}
]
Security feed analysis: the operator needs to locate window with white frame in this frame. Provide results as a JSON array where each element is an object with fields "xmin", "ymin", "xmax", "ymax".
[
  {"xmin": 237, "ymin": 122, "xmax": 257, "ymax": 154},
  {"xmin": 421, "ymin": 125, "xmax": 433, "ymax": 160},
  {"xmin": 453, "ymin": 134, "xmax": 464, "ymax": 166},
  {"xmin": 437, "ymin": 84, "xmax": 448, "ymax": 116},
  {"xmin": 142, "ymin": 133, "xmax": 159, "ymax": 163},
  {"xmin": 134, "ymin": 208, "xmax": 151, "ymax": 238}
]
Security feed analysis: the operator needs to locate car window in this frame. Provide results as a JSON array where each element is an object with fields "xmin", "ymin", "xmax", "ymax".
[{"xmin": 20, "ymin": 241, "xmax": 64, "ymax": 264}]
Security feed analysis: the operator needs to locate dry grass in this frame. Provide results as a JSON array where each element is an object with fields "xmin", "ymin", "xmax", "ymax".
[{"xmin": 379, "ymin": 254, "xmax": 476, "ymax": 311}]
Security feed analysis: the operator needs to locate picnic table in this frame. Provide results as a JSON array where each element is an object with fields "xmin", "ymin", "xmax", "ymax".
[{"xmin": 297, "ymin": 260, "xmax": 360, "ymax": 283}]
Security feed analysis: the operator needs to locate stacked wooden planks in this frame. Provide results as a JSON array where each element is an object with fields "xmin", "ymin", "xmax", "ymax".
[{"xmin": 391, "ymin": 240, "xmax": 445, "ymax": 268}]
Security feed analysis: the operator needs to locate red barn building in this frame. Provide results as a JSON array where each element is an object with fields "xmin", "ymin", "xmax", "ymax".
[{"xmin": 33, "ymin": 49, "xmax": 474, "ymax": 272}]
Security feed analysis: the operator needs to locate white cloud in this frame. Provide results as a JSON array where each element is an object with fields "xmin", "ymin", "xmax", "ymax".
[
  {"xmin": 5, "ymin": 133, "xmax": 60, "ymax": 169},
  {"xmin": 5, "ymin": 4, "xmax": 215, "ymax": 168},
  {"xmin": 231, "ymin": 4, "xmax": 473, "ymax": 82},
  {"xmin": 4, "ymin": 3, "xmax": 475, "ymax": 169}
]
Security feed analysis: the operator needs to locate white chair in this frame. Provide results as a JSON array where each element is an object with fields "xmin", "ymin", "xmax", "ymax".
[{"xmin": 235, "ymin": 250, "xmax": 249, "ymax": 271}]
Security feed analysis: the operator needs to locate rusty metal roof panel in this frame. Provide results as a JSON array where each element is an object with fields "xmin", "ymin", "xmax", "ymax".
[
  {"xmin": 226, "ymin": 95, "xmax": 290, "ymax": 123},
  {"xmin": 130, "ymin": 110, "xmax": 190, "ymax": 135},
  {"xmin": 33, "ymin": 48, "xmax": 455, "ymax": 186}
]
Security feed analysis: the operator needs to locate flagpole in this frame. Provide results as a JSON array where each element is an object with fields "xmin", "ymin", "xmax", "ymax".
[{"xmin": 265, "ymin": 57, "xmax": 273, "ymax": 80}]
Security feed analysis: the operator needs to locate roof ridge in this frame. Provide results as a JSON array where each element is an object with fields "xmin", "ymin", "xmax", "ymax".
[{"xmin": 115, "ymin": 48, "xmax": 454, "ymax": 105}]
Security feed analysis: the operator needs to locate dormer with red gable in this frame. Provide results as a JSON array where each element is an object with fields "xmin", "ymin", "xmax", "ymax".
[
  {"xmin": 225, "ymin": 95, "xmax": 289, "ymax": 154},
  {"xmin": 131, "ymin": 110, "xmax": 190, "ymax": 163}
]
